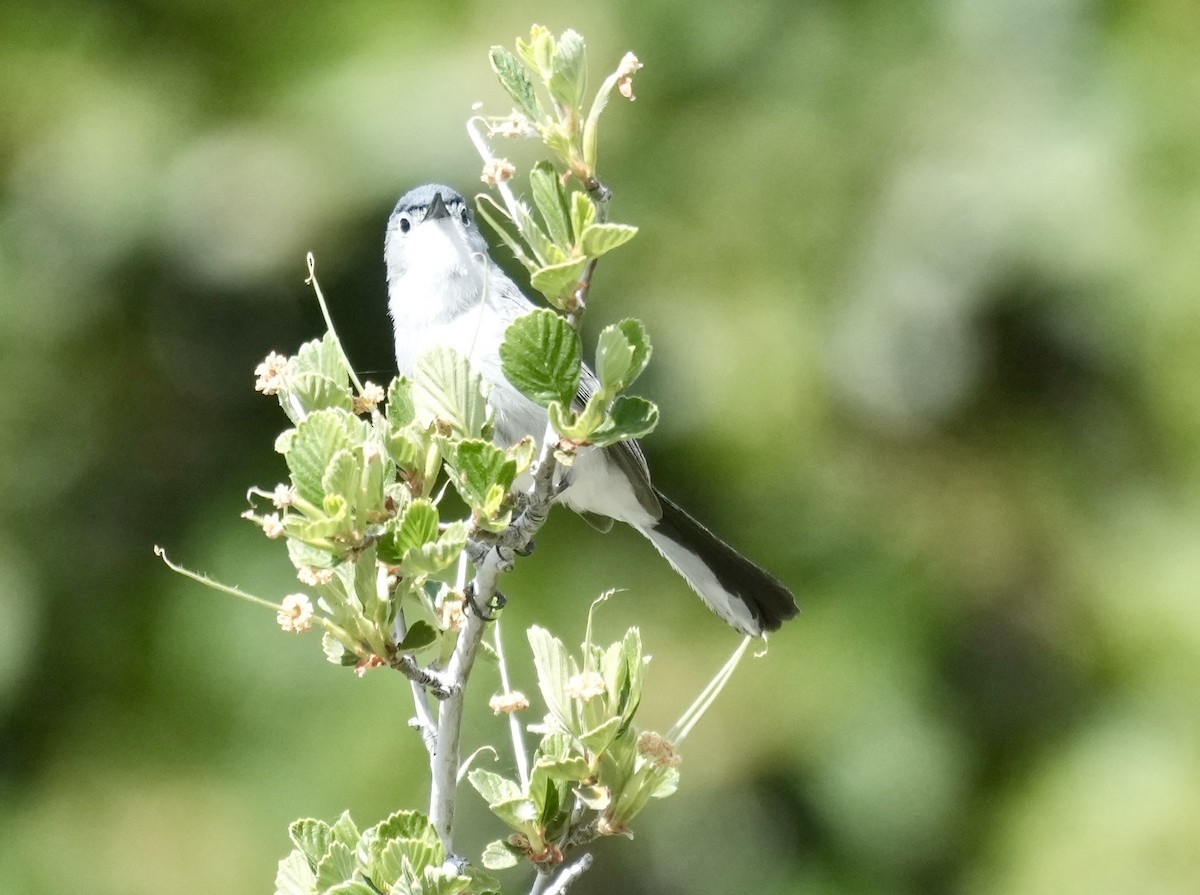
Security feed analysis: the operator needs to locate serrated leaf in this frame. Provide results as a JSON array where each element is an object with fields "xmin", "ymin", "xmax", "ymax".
[
  {"xmin": 275, "ymin": 849, "xmax": 316, "ymax": 895},
  {"xmin": 530, "ymin": 259, "xmax": 588, "ymax": 305},
  {"xmin": 288, "ymin": 818, "xmax": 332, "ymax": 870},
  {"xmin": 403, "ymin": 520, "xmax": 467, "ymax": 577},
  {"xmin": 377, "ymin": 500, "xmax": 438, "ymax": 566},
  {"xmin": 579, "ymin": 716, "xmax": 624, "ymax": 756},
  {"xmin": 489, "ymin": 796, "xmax": 539, "ymax": 831},
  {"xmin": 511, "ymin": 201, "xmax": 563, "ymax": 268},
  {"xmin": 387, "ymin": 378, "xmax": 416, "ymax": 428},
  {"xmin": 413, "ymin": 347, "xmax": 490, "ymax": 439},
  {"xmin": 288, "ymin": 410, "xmax": 353, "ymax": 506},
  {"xmin": 549, "ymin": 29, "xmax": 587, "ymax": 111},
  {"xmin": 580, "ymin": 222, "xmax": 638, "ymax": 258},
  {"xmin": 507, "ymin": 436, "xmax": 536, "ymax": 476},
  {"xmin": 282, "ymin": 373, "xmax": 354, "ymax": 423},
  {"xmin": 398, "ymin": 620, "xmax": 438, "ymax": 652},
  {"xmin": 499, "ymin": 310, "xmax": 581, "ymax": 408},
  {"xmin": 588, "ymin": 396, "xmax": 659, "ymax": 447},
  {"xmin": 451, "ymin": 440, "xmax": 516, "ymax": 511},
  {"xmin": 329, "ymin": 810, "xmax": 360, "ymax": 850},
  {"xmin": 529, "ymin": 162, "xmax": 572, "ymax": 247},
  {"xmin": 295, "ymin": 332, "xmax": 350, "ymax": 381},
  {"xmin": 480, "ymin": 840, "xmax": 520, "ymax": 870},
  {"xmin": 489, "ymin": 46, "xmax": 539, "ymax": 119},
  {"xmin": 528, "ymin": 627, "xmax": 572, "ymax": 730},
  {"xmin": 323, "ymin": 882, "xmax": 376, "ymax": 895},
  {"xmin": 322, "ymin": 449, "xmax": 361, "ymax": 505},
  {"xmin": 533, "ymin": 754, "xmax": 591, "ymax": 783},
  {"xmin": 569, "ymin": 192, "xmax": 595, "ymax": 240},
  {"xmin": 467, "ymin": 768, "xmax": 522, "ymax": 807},
  {"xmin": 315, "ymin": 841, "xmax": 355, "ymax": 891},
  {"xmin": 596, "ymin": 319, "xmax": 651, "ymax": 394}
]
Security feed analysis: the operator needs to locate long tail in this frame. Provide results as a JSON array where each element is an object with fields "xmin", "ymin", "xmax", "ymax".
[{"xmin": 636, "ymin": 490, "xmax": 798, "ymax": 637}]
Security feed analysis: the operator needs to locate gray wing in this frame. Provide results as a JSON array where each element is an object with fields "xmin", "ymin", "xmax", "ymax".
[{"xmin": 577, "ymin": 366, "xmax": 662, "ymax": 520}]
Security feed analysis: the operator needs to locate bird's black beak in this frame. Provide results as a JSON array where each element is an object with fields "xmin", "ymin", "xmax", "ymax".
[{"xmin": 426, "ymin": 191, "xmax": 450, "ymax": 221}]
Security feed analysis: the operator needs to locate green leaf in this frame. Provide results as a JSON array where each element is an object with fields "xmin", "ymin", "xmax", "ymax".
[
  {"xmin": 413, "ymin": 347, "xmax": 490, "ymax": 439},
  {"xmin": 281, "ymin": 373, "xmax": 353, "ymax": 424},
  {"xmin": 530, "ymin": 259, "xmax": 588, "ymax": 305},
  {"xmin": 377, "ymin": 499, "xmax": 437, "ymax": 565},
  {"xmin": 288, "ymin": 818, "xmax": 332, "ymax": 870},
  {"xmin": 507, "ymin": 436, "xmax": 536, "ymax": 476},
  {"xmin": 467, "ymin": 768, "xmax": 522, "ymax": 807},
  {"xmin": 489, "ymin": 46, "xmax": 539, "ymax": 119},
  {"xmin": 549, "ymin": 29, "xmax": 587, "ymax": 111},
  {"xmin": 451, "ymin": 440, "xmax": 516, "ymax": 511},
  {"xmin": 296, "ymin": 333, "xmax": 350, "ymax": 381},
  {"xmin": 480, "ymin": 840, "xmax": 520, "ymax": 870},
  {"xmin": 322, "ymin": 448, "xmax": 361, "ymax": 505},
  {"xmin": 529, "ymin": 161, "xmax": 572, "ymax": 247},
  {"xmin": 533, "ymin": 753, "xmax": 591, "ymax": 783},
  {"xmin": 288, "ymin": 410, "xmax": 353, "ymax": 506},
  {"xmin": 275, "ymin": 849, "xmax": 316, "ymax": 895},
  {"xmin": 569, "ymin": 192, "xmax": 595, "ymax": 240},
  {"xmin": 499, "ymin": 310, "xmax": 581, "ymax": 408},
  {"xmin": 474, "ymin": 196, "xmax": 538, "ymax": 273},
  {"xmin": 579, "ymin": 715, "xmax": 624, "ymax": 756},
  {"xmin": 398, "ymin": 620, "xmax": 438, "ymax": 652},
  {"xmin": 528, "ymin": 626, "xmax": 573, "ymax": 731},
  {"xmin": 323, "ymin": 882, "xmax": 376, "ymax": 895},
  {"xmin": 315, "ymin": 842, "xmax": 355, "ymax": 891},
  {"xmin": 589, "ymin": 396, "xmax": 659, "ymax": 447},
  {"xmin": 580, "ymin": 222, "xmax": 638, "ymax": 258},
  {"xmin": 596, "ymin": 319, "xmax": 651, "ymax": 394},
  {"xmin": 330, "ymin": 810, "xmax": 361, "ymax": 851},
  {"xmin": 387, "ymin": 377, "xmax": 416, "ymax": 428},
  {"xmin": 511, "ymin": 201, "xmax": 563, "ymax": 268}
]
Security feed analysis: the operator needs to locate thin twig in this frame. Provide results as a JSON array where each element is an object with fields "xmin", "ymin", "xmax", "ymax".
[
  {"xmin": 494, "ymin": 617, "xmax": 531, "ymax": 788},
  {"xmin": 530, "ymin": 854, "xmax": 595, "ymax": 895}
]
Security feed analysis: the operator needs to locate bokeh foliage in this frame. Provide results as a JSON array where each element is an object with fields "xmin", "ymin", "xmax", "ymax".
[{"xmin": 2, "ymin": 2, "xmax": 1200, "ymax": 895}]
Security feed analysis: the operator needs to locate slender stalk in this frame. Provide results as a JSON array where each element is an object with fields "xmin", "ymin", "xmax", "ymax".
[{"xmin": 494, "ymin": 617, "xmax": 532, "ymax": 788}]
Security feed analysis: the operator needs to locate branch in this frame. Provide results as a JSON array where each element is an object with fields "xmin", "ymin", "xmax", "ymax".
[{"xmin": 530, "ymin": 854, "xmax": 594, "ymax": 895}]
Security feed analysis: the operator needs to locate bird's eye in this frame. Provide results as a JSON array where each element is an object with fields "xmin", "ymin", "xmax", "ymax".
[
  {"xmin": 459, "ymin": 207, "xmax": 470, "ymax": 225},
  {"xmin": 397, "ymin": 214, "xmax": 411, "ymax": 234}
]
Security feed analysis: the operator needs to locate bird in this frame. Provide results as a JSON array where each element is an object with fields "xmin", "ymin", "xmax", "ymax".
[{"xmin": 384, "ymin": 183, "xmax": 797, "ymax": 636}]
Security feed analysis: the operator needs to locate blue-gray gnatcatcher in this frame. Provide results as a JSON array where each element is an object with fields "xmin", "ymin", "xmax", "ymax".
[{"xmin": 384, "ymin": 183, "xmax": 797, "ymax": 636}]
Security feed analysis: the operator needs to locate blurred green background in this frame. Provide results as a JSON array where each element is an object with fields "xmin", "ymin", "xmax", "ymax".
[{"xmin": 3, "ymin": 1, "xmax": 1199, "ymax": 893}]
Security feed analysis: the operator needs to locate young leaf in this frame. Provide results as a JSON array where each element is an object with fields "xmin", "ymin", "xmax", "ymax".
[
  {"xmin": 288, "ymin": 818, "xmax": 332, "ymax": 869},
  {"xmin": 288, "ymin": 409, "xmax": 353, "ymax": 506},
  {"xmin": 398, "ymin": 620, "xmax": 438, "ymax": 652},
  {"xmin": 324, "ymin": 883, "xmax": 376, "ymax": 895},
  {"xmin": 315, "ymin": 842, "xmax": 355, "ymax": 891},
  {"xmin": 580, "ymin": 222, "xmax": 638, "ymax": 258},
  {"xmin": 488, "ymin": 46, "xmax": 539, "ymax": 120},
  {"xmin": 595, "ymin": 327, "xmax": 634, "ymax": 396},
  {"xmin": 589, "ymin": 396, "xmax": 659, "ymax": 447},
  {"xmin": 549, "ymin": 29, "xmax": 588, "ymax": 111},
  {"xmin": 530, "ymin": 259, "xmax": 588, "ymax": 306},
  {"xmin": 528, "ymin": 626, "xmax": 573, "ymax": 731},
  {"xmin": 387, "ymin": 377, "xmax": 416, "ymax": 428},
  {"xmin": 322, "ymin": 448, "xmax": 361, "ymax": 506},
  {"xmin": 499, "ymin": 310, "xmax": 581, "ymax": 408},
  {"xmin": 377, "ymin": 500, "xmax": 438, "ymax": 566},
  {"xmin": 529, "ymin": 161, "xmax": 572, "ymax": 247},
  {"xmin": 282, "ymin": 373, "xmax": 353, "ymax": 423},
  {"xmin": 569, "ymin": 191, "xmax": 595, "ymax": 239},
  {"xmin": 480, "ymin": 840, "xmax": 521, "ymax": 870},
  {"xmin": 275, "ymin": 850, "xmax": 317, "ymax": 895},
  {"xmin": 451, "ymin": 439, "xmax": 517, "ymax": 511},
  {"xmin": 413, "ymin": 347, "xmax": 490, "ymax": 439},
  {"xmin": 467, "ymin": 768, "xmax": 523, "ymax": 807},
  {"xmin": 329, "ymin": 810, "xmax": 360, "ymax": 850}
]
